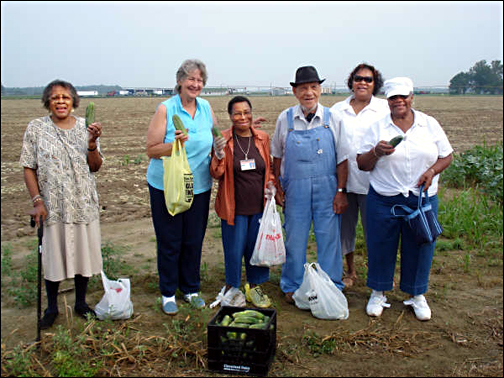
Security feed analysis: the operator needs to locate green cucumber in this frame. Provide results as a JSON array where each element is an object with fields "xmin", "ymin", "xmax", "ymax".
[
  {"xmin": 85, "ymin": 102, "xmax": 95, "ymax": 127},
  {"xmin": 220, "ymin": 314, "xmax": 232, "ymax": 327},
  {"xmin": 212, "ymin": 126, "xmax": 223, "ymax": 138},
  {"xmin": 172, "ymin": 114, "xmax": 188, "ymax": 136},
  {"xmin": 233, "ymin": 310, "xmax": 265, "ymax": 320},
  {"xmin": 388, "ymin": 135, "xmax": 404, "ymax": 148}
]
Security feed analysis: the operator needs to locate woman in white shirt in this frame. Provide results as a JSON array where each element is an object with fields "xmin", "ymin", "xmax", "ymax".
[
  {"xmin": 356, "ymin": 77, "xmax": 453, "ymax": 321},
  {"xmin": 331, "ymin": 63, "xmax": 389, "ymax": 288}
]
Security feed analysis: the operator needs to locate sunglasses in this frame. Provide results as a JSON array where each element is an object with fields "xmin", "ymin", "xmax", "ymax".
[{"xmin": 354, "ymin": 75, "xmax": 374, "ymax": 83}]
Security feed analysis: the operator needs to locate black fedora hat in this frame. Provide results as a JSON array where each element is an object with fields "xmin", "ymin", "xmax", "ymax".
[{"xmin": 290, "ymin": 66, "xmax": 326, "ymax": 87}]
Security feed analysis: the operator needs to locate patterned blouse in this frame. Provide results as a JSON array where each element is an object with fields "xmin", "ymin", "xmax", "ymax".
[{"xmin": 19, "ymin": 115, "xmax": 102, "ymax": 226}]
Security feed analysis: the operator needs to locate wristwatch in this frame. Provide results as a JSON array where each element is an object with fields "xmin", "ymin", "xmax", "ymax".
[{"xmin": 337, "ymin": 188, "xmax": 347, "ymax": 193}]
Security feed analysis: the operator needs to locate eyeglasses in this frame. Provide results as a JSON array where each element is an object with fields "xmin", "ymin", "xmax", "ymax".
[
  {"xmin": 50, "ymin": 94, "xmax": 72, "ymax": 102},
  {"xmin": 354, "ymin": 75, "xmax": 374, "ymax": 83},
  {"xmin": 231, "ymin": 111, "xmax": 252, "ymax": 118}
]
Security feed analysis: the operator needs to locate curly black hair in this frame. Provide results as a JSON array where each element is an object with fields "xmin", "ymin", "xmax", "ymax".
[
  {"xmin": 227, "ymin": 95, "xmax": 252, "ymax": 115},
  {"xmin": 346, "ymin": 63, "xmax": 384, "ymax": 96},
  {"xmin": 42, "ymin": 79, "xmax": 79, "ymax": 110}
]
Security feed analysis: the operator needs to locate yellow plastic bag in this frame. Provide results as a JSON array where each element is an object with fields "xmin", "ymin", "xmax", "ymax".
[{"xmin": 162, "ymin": 139, "xmax": 194, "ymax": 216}]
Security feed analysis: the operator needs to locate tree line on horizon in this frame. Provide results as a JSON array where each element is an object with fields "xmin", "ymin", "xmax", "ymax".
[
  {"xmin": 0, "ymin": 84, "xmax": 122, "ymax": 97},
  {"xmin": 449, "ymin": 60, "xmax": 503, "ymax": 95}
]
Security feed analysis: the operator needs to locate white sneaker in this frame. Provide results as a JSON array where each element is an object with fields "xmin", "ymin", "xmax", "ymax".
[
  {"xmin": 403, "ymin": 295, "xmax": 431, "ymax": 321},
  {"xmin": 366, "ymin": 290, "xmax": 391, "ymax": 317}
]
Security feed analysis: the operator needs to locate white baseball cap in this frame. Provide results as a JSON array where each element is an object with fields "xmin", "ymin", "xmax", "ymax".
[{"xmin": 384, "ymin": 77, "xmax": 414, "ymax": 98}]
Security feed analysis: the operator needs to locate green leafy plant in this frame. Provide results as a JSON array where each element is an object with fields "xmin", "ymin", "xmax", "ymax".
[{"xmin": 442, "ymin": 141, "xmax": 503, "ymax": 205}]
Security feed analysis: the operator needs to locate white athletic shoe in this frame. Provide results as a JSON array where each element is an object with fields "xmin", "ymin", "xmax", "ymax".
[
  {"xmin": 366, "ymin": 290, "xmax": 391, "ymax": 317},
  {"xmin": 403, "ymin": 295, "xmax": 431, "ymax": 321}
]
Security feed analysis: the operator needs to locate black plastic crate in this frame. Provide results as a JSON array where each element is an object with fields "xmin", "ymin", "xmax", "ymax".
[{"xmin": 207, "ymin": 306, "xmax": 277, "ymax": 376}]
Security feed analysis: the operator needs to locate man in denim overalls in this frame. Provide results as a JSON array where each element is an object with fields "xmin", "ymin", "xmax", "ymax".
[{"xmin": 271, "ymin": 66, "xmax": 349, "ymax": 304}]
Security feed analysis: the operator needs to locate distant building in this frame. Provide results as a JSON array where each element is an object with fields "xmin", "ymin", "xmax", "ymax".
[
  {"xmin": 269, "ymin": 87, "xmax": 289, "ymax": 96},
  {"xmin": 77, "ymin": 90, "xmax": 98, "ymax": 97}
]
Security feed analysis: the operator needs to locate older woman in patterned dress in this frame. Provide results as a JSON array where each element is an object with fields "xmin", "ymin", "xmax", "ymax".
[{"xmin": 20, "ymin": 79, "xmax": 103, "ymax": 329}]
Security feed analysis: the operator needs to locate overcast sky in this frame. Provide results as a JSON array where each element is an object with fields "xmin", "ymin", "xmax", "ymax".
[{"xmin": 1, "ymin": 1, "xmax": 502, "ymax": 89}]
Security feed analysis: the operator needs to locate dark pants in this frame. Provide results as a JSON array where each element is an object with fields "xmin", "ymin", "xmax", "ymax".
[
  {"xmin": 148, "ymin": 184, "xmax": 210, "ymax": 297},
  {"xmin": 366, "ymin": 186, "xmax": 437, "ymax": 296}
]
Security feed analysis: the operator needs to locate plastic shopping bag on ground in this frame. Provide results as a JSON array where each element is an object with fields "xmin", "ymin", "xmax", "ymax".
[
  {"xmin": 209, "ymin": 286, "xmax": 246, "ymax": 308},
  {"xmin": 94, "ymin": 270, "xmax": 134, "ymax": 320},
  {"xmin": 162, "ymin": 139, "xmax": 194, "ymax": 216},
  {"xmin": 297, "ymin": 263, "xmax": 349, "ymax": 320},
  {"xmin": 292, "ymin": 264, "xmax": 312, "ymax": 310},
  {"xmin": 250, "ymin": 197, "xmax": 286, "ymax": 267}
]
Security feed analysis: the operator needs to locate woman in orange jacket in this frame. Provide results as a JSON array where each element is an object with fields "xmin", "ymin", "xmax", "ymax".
[{"xmin": 210, "ymin": 96, "xmax": 276, "ymax": 308}]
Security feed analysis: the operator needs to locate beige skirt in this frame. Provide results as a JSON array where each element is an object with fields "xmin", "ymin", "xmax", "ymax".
[{"xmin": 42, "ymin": 219, "xmax": 103, "ymax": 281}]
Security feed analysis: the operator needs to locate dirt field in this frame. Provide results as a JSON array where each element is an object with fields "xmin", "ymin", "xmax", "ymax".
[{"xmin": 1, "ymin": 95, "xmax": 503, "ymax": 376}]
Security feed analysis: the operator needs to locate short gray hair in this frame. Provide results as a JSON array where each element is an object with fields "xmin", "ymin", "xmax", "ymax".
[{"xmin": 175, "ymin": 59, "xmax": 208, "ymax": 94}]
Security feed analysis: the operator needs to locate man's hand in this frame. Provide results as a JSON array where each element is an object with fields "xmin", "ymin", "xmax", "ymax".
[{"xmin": 333, "ymin": 192, "xmax": 348, "ymax": 214}]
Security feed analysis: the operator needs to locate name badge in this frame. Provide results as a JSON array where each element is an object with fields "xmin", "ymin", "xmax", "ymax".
[{"xmin": 240, "ymin": 159, "xmax": 256, "ymax": 171}]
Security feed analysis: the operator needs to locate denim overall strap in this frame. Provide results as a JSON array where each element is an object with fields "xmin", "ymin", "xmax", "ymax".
[
  {"xmin": 287, "ymin": 107, "xmax": 294, "ymax": 131},
  {"xmin": 322, "ymin": 106, "xmax": 330, "ymax": 126}
]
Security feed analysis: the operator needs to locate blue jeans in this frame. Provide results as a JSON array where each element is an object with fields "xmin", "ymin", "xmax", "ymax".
[
  {"xmin": 221, "ymin": 214, "xmax": 269, "ymax": 288},
  {"xmin": 148, "ymin": 184, "xmax": 210, "ymax": 297},
  {"xmin": 366, "ymin": 186, "xmax": 437, "ymax": 296}
]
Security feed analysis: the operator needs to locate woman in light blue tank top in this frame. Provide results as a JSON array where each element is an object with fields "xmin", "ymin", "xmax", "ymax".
[{"xmin": 146, "ymin": 59, "xmax": 216, "ymax": 315}]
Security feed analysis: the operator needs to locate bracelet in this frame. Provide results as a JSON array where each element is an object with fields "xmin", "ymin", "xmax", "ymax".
[
  {"xmin": 32, "ymin": 194, "xmax": 41, "ymax": 203},
  {"xmin": 33, "ymin": 197, "xmax": 43, "ymax": 206},
  {"xmin": 429, "ymin": 168, "xmax": 436, "ymax": 175},
  {"xmin": 88, "ymin": 146, "xmax": 97, "ymax": 152},
  {"xmin": 373, "ymin": 147, "xmax": 380, "ymax": 158}
]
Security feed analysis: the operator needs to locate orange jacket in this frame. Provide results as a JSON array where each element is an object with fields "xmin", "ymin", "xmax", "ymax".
[{"xmin": 210, "ymin": 126, "xmax": 275, "ymax": 226}]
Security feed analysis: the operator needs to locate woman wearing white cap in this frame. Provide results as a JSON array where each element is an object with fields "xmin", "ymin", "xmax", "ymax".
[
  {"xmin": 356, "ymin": 77, "xmax": 453, "ymax": 321},
  {"xmin": 331, "ymin": 63, "xmax": 389, "ymax": 288}
]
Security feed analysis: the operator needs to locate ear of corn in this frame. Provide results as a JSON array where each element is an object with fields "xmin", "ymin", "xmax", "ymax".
[
  {"xmin": 85, "ymin": 102, "xmax": 95, "ymax": 127},
  {"xmin": 389, "ymin": 135, "xmax": 403, "ymax": 147},
  {"xmin": 172, "ymin": 114, "xmax": 188, "ymax": 136}
]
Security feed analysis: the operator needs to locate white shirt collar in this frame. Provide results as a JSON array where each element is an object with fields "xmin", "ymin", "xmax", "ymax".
[
  {"xmin": 340, "ymin": 95, "xmax": 384, "ymax": 113},
  {"xmin": 293, "ymin": 103, "xmax": 323, "ymax": 120},
  {"xmin": 385, "ymin": 109, "xmax": 426, "ymax": 129}
]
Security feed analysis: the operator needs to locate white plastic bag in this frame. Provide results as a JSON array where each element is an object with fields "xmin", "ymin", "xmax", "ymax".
[
  {"xmin": 209, "ymin": 286, "xmax": 246, "ymax": 308},
  {"xmin": 294, "ymin": 263, "xmax": 349, "ymax": 320},
  {"xmin": 292, "ymin": 265, "xmax": 312, "ymax": 310},
  {"xmin": 94, "ymin": 271, "xmax": 134, "ymax": 320},
  {"xmin": 250, "ymin": 197, "xmax": 286, "ymax": 267}
]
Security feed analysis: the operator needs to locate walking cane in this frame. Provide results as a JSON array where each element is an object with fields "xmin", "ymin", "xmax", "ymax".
[{"xmin": 30, "ymin": 216, "xmax": 43, "ymax": 343}]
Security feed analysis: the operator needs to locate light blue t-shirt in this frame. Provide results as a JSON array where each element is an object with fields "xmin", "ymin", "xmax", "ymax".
[{"xmin": 146, "ymin": 94, "xmax": 213, "ymax": 194}]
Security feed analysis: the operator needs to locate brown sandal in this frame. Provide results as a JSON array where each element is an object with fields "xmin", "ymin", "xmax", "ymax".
[{"xmin": 342, "ymin": 275, "xmax": 357, "ymax": 288}]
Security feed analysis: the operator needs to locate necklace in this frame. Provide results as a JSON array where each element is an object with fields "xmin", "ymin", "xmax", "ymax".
[{"xmin": 234, "ymin": 132, "xmax": 251, "ymax": 160}]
